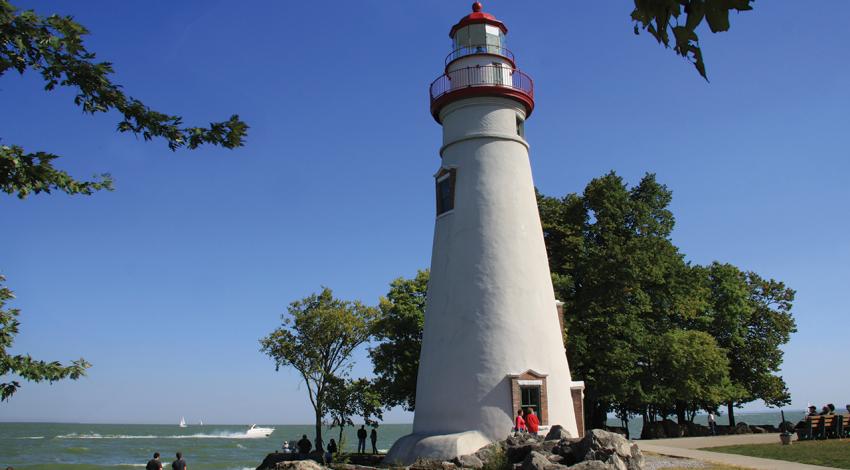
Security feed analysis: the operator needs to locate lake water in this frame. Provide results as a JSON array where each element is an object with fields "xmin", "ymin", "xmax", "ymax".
[
  {"xmin": 0, "ymin": 423, "xmax": 412, "ymax": 470},
  {"xmin": 0, "ymin": 411, "xmax": 805, "ymax": 469}
]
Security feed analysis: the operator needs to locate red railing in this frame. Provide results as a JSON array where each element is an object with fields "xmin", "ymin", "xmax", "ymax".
[
  {"xmin": 429, "ymin": 65, "xmax": 534, "ymax": 104},
  {"xmin": 445, "ymin": 44, "xmax": 515, "ymax": 66}
]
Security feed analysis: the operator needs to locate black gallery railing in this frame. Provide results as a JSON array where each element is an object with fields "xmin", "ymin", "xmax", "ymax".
[
  {"xmin": 430, "ymin": 65, "xmax": 534, "ymax": 104},
  {"xmin": 445, "ymin": 44, "xmax": 515, "ymax": 65}
]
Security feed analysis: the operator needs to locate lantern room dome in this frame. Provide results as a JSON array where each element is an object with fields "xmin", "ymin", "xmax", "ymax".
[{"xmin": 449, "ymin": 2, "xmax": 507, "ymax": 38}]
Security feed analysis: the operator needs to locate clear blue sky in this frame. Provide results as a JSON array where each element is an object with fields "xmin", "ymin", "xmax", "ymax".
[{"xmin": 2, "ymin": 0, "xmax": 848, "ymax": 424}]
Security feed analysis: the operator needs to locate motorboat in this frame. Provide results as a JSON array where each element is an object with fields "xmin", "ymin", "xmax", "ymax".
[{"xmin": 246, "ymin": 424, "xmax": 275, "ymax": 437}]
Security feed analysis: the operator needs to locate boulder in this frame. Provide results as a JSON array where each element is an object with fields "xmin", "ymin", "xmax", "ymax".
[
  {"xmin": 660, "ymin": 419, "xmax": 682, "ymax": 438},
  {"xmin": 274, "ymin": 460, "xmax": 325, "ymax": 470},
  {"xmin": 733, "ymin": 422, "xmax": 751, "ymax": 435},
  {"xmin": 520, "ymin": 451, "xmax": 550, "ymax": 470},
  {"xmin": 778, "ymin": 421, "xmax": 795, "ymax": 433},
  {"xmin": 566, "ymin": 429, "xmax": 644, "ymax": 470},
  {"xmin": 452, "ymin": 454, "xmax": 484, "ymax": 469},
  {"xmin": 569, "ymin": 461, "xmax": 617, "ymax": 470},
  {"xmin": 257, "ymin": 452, "xmax": 299, "ymax": 470},
  {"xmin": 639, "ymin": 422, "xmax": 665, "ymax": 440},
  {"xmin": 544, "ymin": 425, "xmax": 572, "ymax": 442},
  {"xmin": 603, "ymin": 426, "xmax": 628, "ymax": 438},
  {"xmin": 505, "ymin": 434, "xmax": 543, "ymax": 463},
  {"xmin": 750, "ymin": 426, "xmax": 766, "ymax": 434}
]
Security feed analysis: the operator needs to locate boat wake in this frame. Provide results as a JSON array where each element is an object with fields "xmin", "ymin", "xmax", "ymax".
[{"xmin": 56, "ymin": 431, "xmax": 271, "ymax": 439}]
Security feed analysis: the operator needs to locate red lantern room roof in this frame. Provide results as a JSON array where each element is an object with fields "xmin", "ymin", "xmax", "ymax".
[{"xmin": 449, "ymin": 2, "xmax": 508, "ymax": 38}]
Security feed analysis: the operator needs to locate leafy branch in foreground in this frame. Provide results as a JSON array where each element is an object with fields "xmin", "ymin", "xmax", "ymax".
[
  {"xmin": 631, "ymin": 0, "xmax": 755, "ymax": 79},
  {"xmin": 0, "ymin": 0, "xmax": 249, "ymax": 197},
  {"xmin": 0, "ymin": 145, "xmax": 112, "ymax": 198},
  {"xmin": 0, "ymin": 274, "xmax": 91, "ymax": 401}
]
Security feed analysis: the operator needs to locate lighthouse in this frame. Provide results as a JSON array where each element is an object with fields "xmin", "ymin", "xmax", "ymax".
[{"xmin": 386, "ymin": 3, "xmax": 580, "ymax": 464}]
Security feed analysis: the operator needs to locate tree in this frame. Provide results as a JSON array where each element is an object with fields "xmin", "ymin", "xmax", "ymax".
[
  {"xmin": 0, "ymin": 274, "xmax": 91, "ymax": 400},
  {"xmin": 0, "ymin": 0, "xmax": 249, "ymax": 198},
  {"xmin": 649, "ymin": 329, "xmax": 732, "ymax": 425},
  {"xmin": 260, "ymin": 287, "xmax": 377, "ymax": 451},
  {"xmin": 631, "ymin": 0, "xmax": 755, "ymax": 80},
  {"xmin": 700, "ymin": 263, "xmax": 796, "ymax": 426},
  {"xmin": 325, "ymin": 377, "xmax": 383, "ymax": 449},
  {"xmin": 540, "ymin": 172, "xmax": 699, "ymax": 428},
  {"xmin": 369, "ymin": 270, "xmax": 428, "ymax": 411}
]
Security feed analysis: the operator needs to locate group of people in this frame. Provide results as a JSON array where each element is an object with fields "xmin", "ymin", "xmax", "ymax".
[
  {"xmin": 513, "ymin": 407, "xmax": 540, "ymax": 435},
  {"xmin": 806, "ymin": 403, "xmax": 849, "ymax": 417},
  {"xmin": 145, "ymin": 452, "xmax": 188, "ymax": 470},
  {"xmin": 280, "ymin": 425, "xmax": 378, "ymax": 462},
  {"xmin": 356, "ymin": 424, "xmax": 379, "ymax": 454}
]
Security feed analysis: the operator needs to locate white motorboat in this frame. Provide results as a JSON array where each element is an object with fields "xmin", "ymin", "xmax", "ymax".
[
  {"xmin": 246, "ymin": 424, "xmax": 275, "ymax": 437},
  {"xmin": 179, "ymin": 417, "xmax": 187, "ymax": 428}
]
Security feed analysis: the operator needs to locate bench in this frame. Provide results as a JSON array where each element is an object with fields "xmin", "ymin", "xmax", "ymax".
[{"xmin": 795, "ymin": 415, "xmax": 849, "ymax": 440}]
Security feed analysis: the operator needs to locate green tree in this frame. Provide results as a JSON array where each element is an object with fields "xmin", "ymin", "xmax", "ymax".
[
  {"xmin": 540, "ymin": 172, "xmax": 699, "ymax": 428},
  {"xmin": 325, "ymin": 377, "xmax": 383, "ymax": 449},
  {"xmin": 1, "ymin": 0, "xmax": 248, "ymax": 198},
  {"xmin": 631, "ymin": 0, "xmax": 755, "ymax": 80},
  {"xmin": 369, "ymin": 270, "xmax": 428, "ymax": 411},
  {"xmin": 700, "ymin": 263, "xmax": 796, "ymax": 426},
  {"xmin": 650, "ymin": 329, "xmax": 732, "ymax": 425},
  {"xmin": 260, "ymin": 287, "xmax": 376, "ymax": 451},
  {"xmin": 0, "ymin": 275, "xmax": 91, "ymax": 400}
]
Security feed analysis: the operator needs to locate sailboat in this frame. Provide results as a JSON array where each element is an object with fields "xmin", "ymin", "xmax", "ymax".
[{"xmin": 179, "ymin": 417, "xmax": 187, "ymax": 428}]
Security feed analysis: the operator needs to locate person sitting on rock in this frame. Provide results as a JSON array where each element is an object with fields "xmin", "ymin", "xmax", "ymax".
[
  {"xmin": 514, "ymin": 409, "xmax": 526, "ymax": 435},
  {"xmin": 296, "ymin": 434, "xmax": 312, "ymax": 457},
  {"xmin": 525, "ymin": 407, "xmax": 540, "ymax": 435}
]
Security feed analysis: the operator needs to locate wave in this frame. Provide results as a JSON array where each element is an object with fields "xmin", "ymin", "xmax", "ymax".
[
  {"xmin": 15, "ymin": 436, "xmax": 45, "ymax": 439},
  {"xmin": 56, "ymin": 431, "xmax": 270, "ymax": 440}
]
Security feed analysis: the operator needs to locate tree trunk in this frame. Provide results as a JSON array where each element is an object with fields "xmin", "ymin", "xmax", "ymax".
[
  {"xmin": 314, "ymin": 408, "xmax": 324, "ymax": 452},
  {"xmin": 674, "ymin": 401, "xmax": 686, "ymax": 426},
  {"xmin": 727, "ymin": 401, "xmax": 736, "ymax": 428}
]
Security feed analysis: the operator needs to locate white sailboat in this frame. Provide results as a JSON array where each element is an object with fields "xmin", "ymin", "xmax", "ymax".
[{"xmin": 179, "ymin": 417, "xmax": 187, "ymax": 428}]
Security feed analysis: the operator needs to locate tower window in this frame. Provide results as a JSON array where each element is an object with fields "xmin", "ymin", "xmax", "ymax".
[
  {"xmin": 436, "ymin": 168, "xmax": 456, "ymax": 216},
  {"xmin": 516, "ymin": 115, "xmax": 525, "ymax": 138}
]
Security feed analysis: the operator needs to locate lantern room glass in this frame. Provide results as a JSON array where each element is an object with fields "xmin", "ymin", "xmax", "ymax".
[{"xmin": 452, "ymin": 24, "xmax": 506, "ymax": 56}]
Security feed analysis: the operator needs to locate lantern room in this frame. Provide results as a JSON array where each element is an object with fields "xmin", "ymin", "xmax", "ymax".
[{"xmin": 430, "ymin": 2, "xmax": 534, "ymax": 122}]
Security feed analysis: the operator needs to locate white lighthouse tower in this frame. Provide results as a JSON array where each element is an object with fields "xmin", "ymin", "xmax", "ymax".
[{"xmin": 387, "ymin": 3, "xmax": 580, "ymax": 464}]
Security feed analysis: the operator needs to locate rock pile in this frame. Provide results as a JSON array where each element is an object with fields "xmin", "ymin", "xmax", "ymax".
[{"xmin": 257, "ymin": 428, "xmax": 645, "ymax": 470}]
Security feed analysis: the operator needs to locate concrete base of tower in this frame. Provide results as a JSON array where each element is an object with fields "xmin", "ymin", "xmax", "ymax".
[{"xmin": 384, "ymin": 430, "xmax": 492, "ymax": 466}]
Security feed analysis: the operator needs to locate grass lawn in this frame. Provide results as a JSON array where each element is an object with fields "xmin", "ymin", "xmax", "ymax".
[{"xmin": 703, "ymin": 439, "xmax": 850, "ymax": 469}]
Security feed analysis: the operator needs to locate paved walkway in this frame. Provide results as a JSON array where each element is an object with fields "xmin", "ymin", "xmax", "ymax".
[{"xmin": 637, "ymin": 434, "xmax": 838, "ymax": 470}]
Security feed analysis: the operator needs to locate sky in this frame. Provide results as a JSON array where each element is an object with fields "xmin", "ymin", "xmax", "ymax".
[{"xmin": 1, "ymin": 1, "xmax": 848, "ymax": 425}]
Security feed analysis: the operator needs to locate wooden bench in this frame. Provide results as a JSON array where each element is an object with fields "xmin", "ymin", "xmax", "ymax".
[
  {"xmin": 839, "ymin": 414, "xmax": 850, "ymax": 438},
  {"xmin": 795, "ymin": 415, "xmax": 849, "ymax": 440}
]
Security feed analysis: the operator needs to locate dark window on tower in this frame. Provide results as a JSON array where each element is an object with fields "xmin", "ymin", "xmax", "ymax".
[
  {"xmin": 436, "ymin": 168, "xmax": 456, "ymax": 216},
  {"xmin": 521, "ymin": 385, "xmax": 541, "ymax": 414},
  {"xmin": 516, "ymin": 115, "xmax": 525, "ymax": 138}
]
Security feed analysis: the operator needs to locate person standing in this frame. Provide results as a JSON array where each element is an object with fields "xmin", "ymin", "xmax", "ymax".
[
  {"xmin": 171, "ymin": 452, "xmax": 187, "ymax": 470},
  {"xmin": 146, "ymin": 452, "xmax": 162, "ymax": 470},
  {"xmin": 514, "ymin": 409, "xmax": 526, "ymax": 435},
  {"xmin": 370, "ymin": 427, "xmax": 378, "ymax": 454},
  {"xmin": 297, "ymin": 434, "xmax": 312, "ymax": 457},
  {"xmin": 708, "ymin": 412, "xmax": 717, "ymax": 436},
  {"xmin": 357, "ymin": 425, "xmax": 367, "ymax": 454},
  {"xmin": 525, "ymin": 408, "xmax": 539, "ymax": 435}
]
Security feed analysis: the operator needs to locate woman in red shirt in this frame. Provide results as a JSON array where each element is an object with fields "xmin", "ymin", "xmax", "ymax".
[
  {"xmin": 525, "ymin": 408, "xmax": 540, "ymax": 435},
  {"xmin": 514, "ymin": 409, "xmax": 526, "ymax": 434}
]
